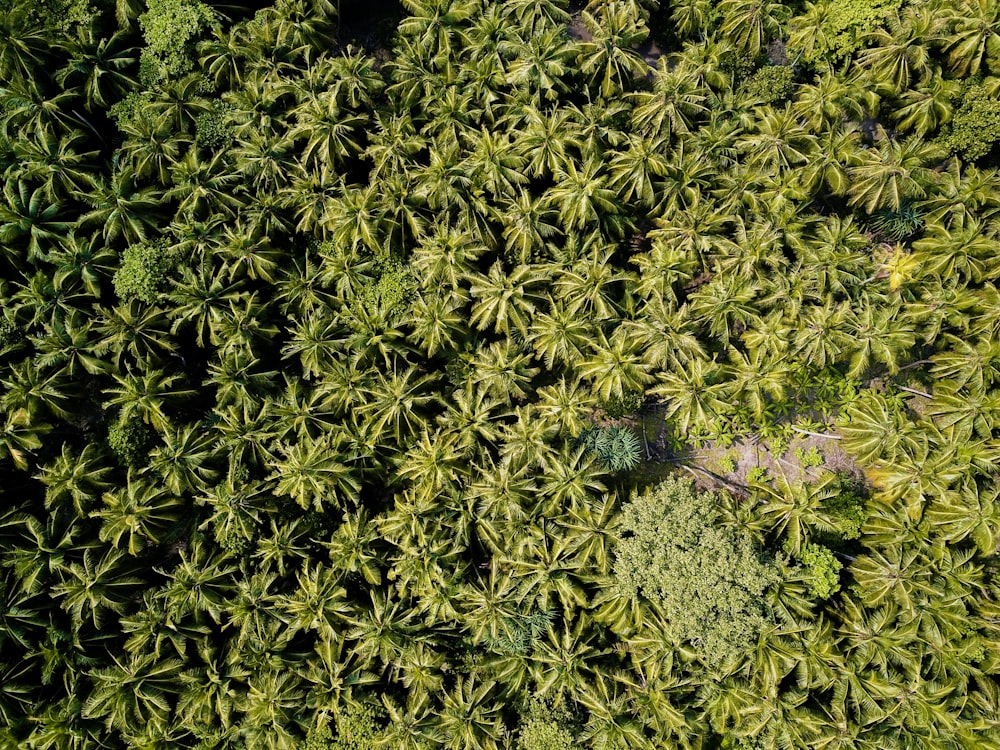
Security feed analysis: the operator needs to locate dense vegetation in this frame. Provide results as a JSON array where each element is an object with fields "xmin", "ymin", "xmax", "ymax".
[{"xmin": 1, "ymin": 0, "xmax": 1000, "ymax": 747}]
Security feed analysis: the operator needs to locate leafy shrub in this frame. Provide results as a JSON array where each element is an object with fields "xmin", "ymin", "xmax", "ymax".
[
  {"xmin": 822, "ymin": 486, "xmax": 868, "ymax": 539},
  {"xmin": 614, "ymin": 475, "xmax": 781, "ymax": 665},
  {"xmin": 195, "ymin": 101, "xmax": 235, "ymax": 151},
  {"xmin": 600, "ymin": 389, "xmax": 644, "ymax": 418},
  {"xmin": 107, "ymin": 412, "xmax": 154, "ymax": 466},
  {"xmin": 6, "ymin": 0, "xmax": 95, "ymax": 32},
  {"xmin": 940, "ymin": 82, "xmax": 1000, "ymax": 162},
  {"xmin": 577, "ymin": 425, "xmax": 643, "ymax": 471},
  {"xmin": 794, "ymin": 445, "xmax": 824, "ymax": 469},
  {"xmin": 0, "ymin": 316, "xmax": 21, "ymax": 351},
  {"xmin": 746, "ymin": 466, "xmax": 769, "ymax": 484},
  {"xmin": 768, "ymin": 432, "xmax": 789, "ymax": 457},
  {"xmin": 113, "ymin": 240, "xmax": 177, "ymax": 303},
  {"xmin": 516, "ymin": 697, "xmax": 576, "ymax": 750},
  {"xmin": 305, "ymin": 703, "xmax": 386, "ymax": 750},
  {"xmin": 139, "ymin": 0, "xmax": 219, "ymax": 83},
  {"xmin": 109, "ymin": 91, "xmax": 154, "ymax": 131},
  {"xmin": 800, "ymin": 543, "xmax": 842, "ymax": 599},
  {"xmin": 740, "ymin": 65, "xmax": 795, "ymax": 104},
  {"xmin": 868, "ymin": 202, "xmax": 924, "ymax": 241},
  {"xmin": 717, "ymin": 452, "xmax": 738, "ymax": 474},
  {"xmin": 789, "ymin": 0, "xmax": 902, "ymax": 66},
  {"xmin": 352, "ymin": 260, "xmax": 416, "ymax": 326},
  {"xmin": 484, "ymin": 607, "xmax": 552, "ymax": 655}
]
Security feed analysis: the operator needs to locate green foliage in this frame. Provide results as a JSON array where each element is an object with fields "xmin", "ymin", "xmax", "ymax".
[
  {"xmin": 600, "ymin": 389, "xmax": 644, "ymax": 419},
  {"xmin": 717, "ymin": 452, "xmax": 738, "ymax": 474},
  {"xmin": 139, "ymin": 0, "xmax": 218, "ymax": 83},
  {"xmin": 484, "ymin": 607, "xmax": 552, "ymax": 655},
  {"xmin": 3, "ymin": 0, "xmax": 1000, "ymax": 745},
  {"xmin": 789, "ymin": 0, "xmax": 902, "ymax": 66},
  {"xmin": 107, "ymin": 412, "xmax": 154, "ymax": 466},
  {"xmin": 822, "ymin": 486, "xmax": 868, "ymax": 539},
  {"xmin": 305, "ymin": 704, "xmax": 387, "ymax": 750},
  {"xmin": 0, "ymin": 316, "xmax": 21, "ymax": 351},
  {"xmin": 350, "ymin": 258, "xmax": 416, "ymax": 326},
  {"xmin": 740, "ymin": 65, "xmax": 795, "ymax": 104},
  {"xmin": 109, "ymin": 91, "xmax": 154, "ymax": 131},
  {"xmin": 794, "ymin": 445, "xmax": 824, "ymax": 469},
  {"xmin": 940, "ymin": 82, "xmax": 1000, "ymax": 162},
  {"xmin": 799, "ymin": 543, "xmax": 842, "ymax": 599},
  {"xmin": 113, "ymin": 240, "xmax": 177, "ymax": 303},
  {"xmin": 516, "ymin": 698, "xmax": 576, "ymax": 750},
  {"xmin": 746, "ymin": 466, "xmax": 769, "ymax": 483},
  {"xmin": 2, "ymin": 0, "xmax": 95, "ymax": 32},
  {"xmin": 614, "ymin": 475, "xmax": 782, "ymax": 665},
  {"xmin": 868, "ymin": 202, "xmax": 924, "ymax": 241},
  {"xmin": 195, "ymin": 101, "xmax": 235, "ymax": 151},
  {"xmin": 578, "ymin": 425, "xmax": 643, "ymax": 471}
]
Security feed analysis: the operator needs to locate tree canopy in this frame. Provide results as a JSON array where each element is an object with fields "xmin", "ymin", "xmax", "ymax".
[{"xmin": 0, "ymin": 0, "xmax": 999, "ymax": 748}]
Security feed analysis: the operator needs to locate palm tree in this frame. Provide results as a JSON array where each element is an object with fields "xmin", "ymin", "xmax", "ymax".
[
  {"xmin": 360, "ymin": 365, "xmax": 439, "ymax": 446},
  {"xmin": 11, "ymin": 130, "xmax": 97, "ymax": 201},
  {"xmin": 92, "ymin": 302, "xmax": 177, "ymax": 370},
  {"xmin": 545, "ymin": 158, "xmax": 620, "ymax": 232},
  {"xmin": 527, "ymin": 297, "xmax": 593, "ymax": 370},
  {"xmin": 0, "ymin": 180, "xmax": 72, "ymax": 263},
  {"xmin": 892, "ymin": 75, "xmax": 957, "ymax": 136},
  {"xmin": 795, "ymin": 124, "xmax": 860, "ymax": 197},
  {"xmin": 686, "ymin": 273, "xmax": 761, "ymax": 348},
  {"xmin": 941, "ymin": 0, "xmax": 1000, "ymax": 76},
  {"xmin": 847, "ymin": 132, "xmax": 943, "ymax": 213},
  {"xmin": 83, "ymin": 652, "xmax": 183, "ymax": 737},
  {"xmin": 436, "ymin": 380, "xmax": 505, "ymax": 453},
  {"xmin": 470, "ymin": 339, "xmax": 541, "ymax": 404},
  {"xmin": 52, "ymin": 548, "xmax": 144, "ymax": 629},
  {"xmin": 791, "ymin": 72, "xmax": 869, "ymax": 134},
  {"xmin": 0, "ymin": 77, "xmax": 80, "ymax": 138},
  {"xmin": 856, "ymin": 27, "xmax": 935, "ymax": 95},
  {"xmin": 436, "ymin": 674, "xmax": 504, "ymax": 750},
  {"xmin": 718, "ymin": 0, "xmax": 789, "ymax": 57},
  {"xmin": 912, "ymin": 217, "xmax": 995, "ymax": 284},
  {"xmin": 575, "ymin": 2, "xmax": 650, "ymax": 99},
  {"xmin": 94, "ymin": 471, "xmax": 185, "ymax": 555},
  {"xmin": 578, "ymin": 673, "xmax": 652, "ymax": 750},
  {"xmin": 397, "ymin": 0, "xmax": 479, "ymax": 71},
  {"xmin": 649, "ymin": 358, "xmax": 734, "ymax": 435},
  {"xmin": 36, "ymin": 443, "xmax": 113, "ymax": 517},
  {"xmin": 468, "ymin": 262, "xmax": 544, "ymax": 339},
  {"xmin": 0, "ymin": 7, "xmax": 54, "ymax": 82},
  {"xmin": 55, "ymin": 29, "xmax": 139, "ymax": 112},
  {"xmin": 241, "ymin": 669, "xmax": 306, "ymax": 749},
  {"xmin": 166, "ymin": 148, "xmax": 245, "ymax": 220},
  {"xmin": 49, "ymin": 233, "xmax": 116, "ymax": 300},
  {"xmin": 1, "ymin": 358, "xmax": 77, "ymax": 421},
  {"xmin": 103, "ymin": 368, "xmax": 196, "ymax": 432},
  {"xmin": 289, "ymin": 94, "xmax": 367, "ymax": 171},
  {"xmin": 577, "ymin": 327, "xmax": 652, "ymax": 402},
  {"xmin": 78, "ymin": 166, "xmax": 162, "ymax": 245},
  {"xmin": 268, "ymin": 432, "xmax": 361, "ymax": 511},
  {"xmin": 147, "ymin": 421, "xmax": 221, "ymax": 494},
  {"xmin": 515, "ymin": 106, "xmax": 581, "ymax": 179},
  {"xmin": 737, "ymin": 105, "xmax": 817, "ymax": 173},
  {"xmin": 498, "ymin": 405, "xmax": 562, "ymax": 474}
]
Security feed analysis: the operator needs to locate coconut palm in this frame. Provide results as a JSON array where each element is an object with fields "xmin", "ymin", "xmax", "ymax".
[
  {"xmin": 941, "ymin": 0, "xmax": 1000, "ymax": 77},
  {"xmin": 847, "ymin": 132, "xmax": 943, "ymax": 213},
  {"xmin": 0, "ymin": 180, "xmax": 73, "ymax": 263}
]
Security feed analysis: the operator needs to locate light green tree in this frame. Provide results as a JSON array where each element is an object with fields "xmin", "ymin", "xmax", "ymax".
[{"xmin": 614, "ymin": 475, "xmax": 781, "ymax": 665}]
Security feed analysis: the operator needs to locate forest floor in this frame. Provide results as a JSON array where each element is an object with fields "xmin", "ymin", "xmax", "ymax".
[{"xmin": 618, "ymin": 408, "xmax": 864, "ymax": 497}]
